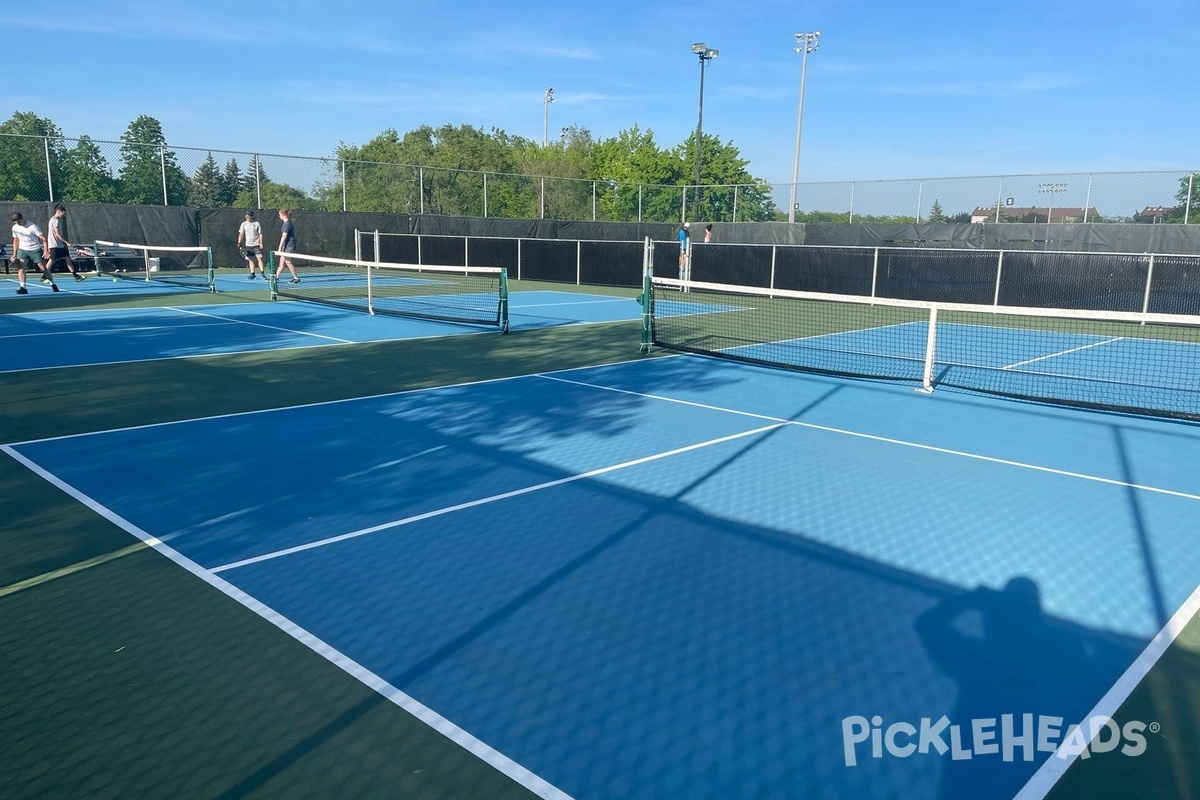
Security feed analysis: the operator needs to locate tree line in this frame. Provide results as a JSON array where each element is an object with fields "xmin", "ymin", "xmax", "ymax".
[{"xmin": 0, "ymin": 111, "xmax": 782, "ymax": 222}]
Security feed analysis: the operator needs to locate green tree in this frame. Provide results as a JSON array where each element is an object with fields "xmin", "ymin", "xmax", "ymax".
[
  {"xmin": 928, "ymin": 199, "xmax": 946, "ymax": 222},
  {"xmin": 1167, "ymin": 173, "xmax": 1199, "ymax": 223},
  {"xmin": 590, "ymin": 125, "xmax": 678, "ymax": 221},
  {"xmin": 189, "ymin": 152, "xmax": 222, "ymax": 206},
  {"xmin": 61, "ymin": 136, "xmax": 119, "ymax": 203},
  {"xmin": 675, "ymin": 132, "xmax": 777, "ymax": 222},
  {"xmin": 118, "ymin": 115, "xmax": 189, "ymax": 205},
  {"xmin": 0, "ymin": 111, "xmax": 64, "ymax": 201},
  {"xmin": 234, "ymin": 180, "xmax": 315, "ymax": 210},
  {"xmin": 216, "ymin": 159, "xmax": 244, "ymax": 207},
  {"xmin": 241, "ymin": 154, "xmax": 269, "ymax": 198}
]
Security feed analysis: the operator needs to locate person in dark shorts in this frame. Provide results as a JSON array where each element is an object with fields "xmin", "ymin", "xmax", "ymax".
[
  {"xmin": 274, "ymin": 208, "xmax": 299, "ymax": 283},
  {"xmin": 45, "ymin": 203, "xmax": 87, "ymax": 282},
  {"xmin": 9, "ymin": 212, "xmax": 57, "ymax": 294},
  {"xmin": 237, "ymin": 210, "xmax": 266, "ymax": 279}
]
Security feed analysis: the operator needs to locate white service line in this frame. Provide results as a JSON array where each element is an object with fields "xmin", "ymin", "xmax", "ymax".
[
  {"xmin": 1004, "ymin": 337, "xmax": 1125, "ymax": 369},
  {"xmin": 0, "ymin": 442, "xmax": 576, "ymax": 800},
  {"xmin": 535, "ymin": 373, "xmax": 1200, "ymax": 502},
  {"xmin": 0, "ymin": 321, "xmax": 237, "ymax": 340},
  {"xmin": 169, "ymin": 306, "xmax": 355, "ymax": 343},
  {"xmin": 210, "ymin": 423, "xmax": 784, "ymax": 573}
]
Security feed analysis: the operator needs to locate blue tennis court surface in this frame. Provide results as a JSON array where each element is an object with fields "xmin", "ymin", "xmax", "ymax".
[
  {"xmin": 0, "ymin": 291, "xmax": 643, "ymax": 372},
  {"xmin": 8, "ymin": 356, "xmax": 1200, "ymax": 799}
]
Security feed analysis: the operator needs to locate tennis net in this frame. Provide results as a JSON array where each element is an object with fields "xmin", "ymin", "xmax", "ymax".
[
  {"xmin": 645, "ymin": 277, "xmax": 1200, "ymax": 421},
  {"xmin": 269, "ymin": 252, "xmax": 508, "ymax": 330},
  {"xmin": 90, "ymin": 241, "xmax": 215, "ymax": 292}
]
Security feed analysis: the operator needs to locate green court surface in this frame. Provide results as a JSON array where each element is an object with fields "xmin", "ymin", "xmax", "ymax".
[{"xmin": 3, "ymin": 279, "xmax": 1200, "ymax": 800}]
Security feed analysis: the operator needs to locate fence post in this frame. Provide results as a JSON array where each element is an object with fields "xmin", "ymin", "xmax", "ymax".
[
  {"xmin": 44, "ymin": 137, "xmax": 54, "ymax": 202},
  {"xmin": 733, "ymin": 185, "xmax": 739, "ymax": 222},
  {"xmin": 915, "ymin": 180, "xmax": 923, "ymax": 223},
  {"xmin": 592, "ymin": 180, "xmax": 597, "ymax": 222},
  {"xmin": 1186, "ymin": 174, "xmax": 1194, "ymax": 225},
  {"xmin": 483, "ymin": 172, "xmax": 488, "ymax": 218},
  {"xmin": 1083, "ymin": 175, "xmax": 1093, "ymax": 223},
  {"xmin": 849, "ymin": 183, "xmax": 855, "ymax": 223},
  {"xmin": 539, "ymin": 177, "xmax": 545, "ymax": 219},
  {"xmin": 638, "ymin": 184, "xmax": 643, "ymax": 222},
  {"xmin": 160, "ymin": 145, "xmax": 168, "ymax": 205},
  {"xmin": 255, "ymin": 154, "xmax": 262, "ymax": 208},
  {"xmin": 419, "ymin": 166, "xmax": 425, "ymax": 215},
  {"xmin": 994, "ymin": 177, "xmax": 1004, "ymax": 223},
  {"xmin": 341, "ymin": 161, "xmax": 347, "ymax": 212}
]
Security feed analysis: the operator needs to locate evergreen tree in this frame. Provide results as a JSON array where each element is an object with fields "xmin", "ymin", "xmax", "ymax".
[
  {"xmin": 61, "ymin": 136, "xmax": 119, "ymax": 203},
  {"xmin": 118, "ymin": 115, "xmax": 188, "ymax": 205},
  {"xmin": 218, "ymin": 158, "xmax": 242, "ymax": 206},
  {"xmin": 189, "ymin": 152, "xmax": 221, "ymax": 206}
]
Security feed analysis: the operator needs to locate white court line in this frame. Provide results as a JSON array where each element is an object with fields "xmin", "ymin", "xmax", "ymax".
[
  {"xmin": 0, "ymin": 443, "xmax": 574, "ymax": 800},
  {"xmin": 1004, "ymin": 337, "xmax": 1125, "ymax": 369},
  {"xmin": 0, "ymin": 321, "xmax": 238, "ymax": 340},
  {"xmin": 536, "ymin": 374, "xmax": 1200, "ymax": 502},
  {"xmin": 169, "ymin": 307, "xmax": 355, "ymax": 344},
  {"xmin": 513, "ymin": 297, "xmax": 631, "ymax": 309},
  {"xmin": 1015, "ymin": 578, "xmax": 1200, "ymax": 799},
  {"xmin": 210, "ymin": 423, "xmax": 784, "ymax": 573}
]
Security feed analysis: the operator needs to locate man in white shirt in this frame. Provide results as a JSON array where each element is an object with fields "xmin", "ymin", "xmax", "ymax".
[
  {"xmin": 236, "ymin": 210, "xmax": 266, "ymax": 279},
  {"xmin": 10, "ymin": 212, "xmax": 58, "ymax": 294},
  {"xmin": 46, "ymin": 203, "xmax": 87, "ymax": 282}
]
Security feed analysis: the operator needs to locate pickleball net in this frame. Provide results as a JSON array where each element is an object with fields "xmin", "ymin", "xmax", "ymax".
[
  {"xmin": 269, "ymin": 251, "xmax": 508, "ymax": 330},
  {"xmin": 645, "ymin": 276, "xmax": 1200, "ymax": 421},
  {"xmin": 90, "ymin": 241, "xmax": 215, "ymax": 292}
]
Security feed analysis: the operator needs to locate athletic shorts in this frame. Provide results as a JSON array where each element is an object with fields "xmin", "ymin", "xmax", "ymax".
[
  {"xmin": 47, "ymin": 247, "xmax": 70, "ymax": 264},
  {"xmin": 243, "ymin": 246, "xmax": 263, "ymax": 258},
  {"xmin": 15, "ymin": 248, "xmax": 44, "ymax": 265},
  {"xmin": 283, "ymin": 242, "xmax": 296, "ymax": 253}
]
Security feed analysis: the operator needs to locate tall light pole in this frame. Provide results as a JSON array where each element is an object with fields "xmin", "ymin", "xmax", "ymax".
[
  {"xmin": 543, "ymin": 88, "xmax": 554, "ymax": 147},
  {"xmin": 1039, "ymin": 182, "xmax": 1067, "ymax": 246},
  {"xmin": 691, "ymin": 42, "xmax": 718, "ymax": 218},
  {"xmin": 788, "ymin": 31, "xmax": 820, "ymax": 224}
]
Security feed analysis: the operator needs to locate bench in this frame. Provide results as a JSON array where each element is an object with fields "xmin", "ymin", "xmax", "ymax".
[{"xmin": 2, "ymin": 243, "xmax": 146, "ymax": 274}]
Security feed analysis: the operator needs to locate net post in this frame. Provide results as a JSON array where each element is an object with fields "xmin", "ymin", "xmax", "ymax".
[
  {"xmin": 354, "ymin": 228, "xmax": 361, "ymax": 263},
  {"xmin": 1140, "ymin": 254, "xmax": 1155, "ymax": 324},
  {"xmin": 499, "ymin": 269, "xmax": 510, "ymax": 334},
  {"xmin": 366, "ymin": 255, "xmax": 375, "ymax": 315},
  {"xmin": 206, "ymin": 247, "xmax": 216, "ymax": 293},
  {"xmin": 918, "ymin": 306, "xmax": 938, "ymax": 392},
  {"xmin": 374, "ymin": 229, "xmax": 381, "ymax": 262},
  {"xmin": 143, "ymin": 248, "xmax": 151, "ymax": 282},
  {"xmin": 640, "ymin": 236, "xmax": 653, "ymax": 353},
  {"xmin": 268, "ymin": 251, "xmax": 278, "ymax": 300},
  {"xmin": 92, "ymin": 241, "xmax": 101, "ymax": 277}
]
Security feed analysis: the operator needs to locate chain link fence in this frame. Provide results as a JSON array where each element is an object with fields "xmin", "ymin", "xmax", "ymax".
[{"xmin": 2, "ymin": 132, "xmax": 1196, "ymax": 225}]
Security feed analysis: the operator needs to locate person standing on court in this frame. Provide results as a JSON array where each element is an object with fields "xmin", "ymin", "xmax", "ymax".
[
  {"xmin": 46, "ymin": 203, "xmax": 87, "ymax": 282},
  {"xmin": 9, "ymin": 212, "xmax": 57, "ymax": 294},
  {"xmin": 237, "ymin": 210, "xmax": 266, "ymax": 280},
  {"xmin": 678, "ymin": 221, "xmax": 690, "ymax": 280},
  {"xmin": 274, "ymin": 208, "xmax": 299, "ymax": 284},
  {"xmin": 704, "ymin": 224, "xmax": 713, "ymax": 243}
]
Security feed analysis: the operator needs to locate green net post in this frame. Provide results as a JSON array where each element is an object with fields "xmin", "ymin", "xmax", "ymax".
[
  {"xmin": 92, "ymin": 241, "xmax": 101, "ymax": 277},
  {"xmin": 267, "ymin": 251, "xmax": 277, "ymax": 299},
  {"xmin": 639, "ymin": 272, "xmax": 652, "ymax": 353},
  {"xmin": 499, "ymin": 269, "xmax": 510, "ymax": 334},
  {"xmin": 206, "ymin": 247, "xmax": 216, "ymax": 293}
]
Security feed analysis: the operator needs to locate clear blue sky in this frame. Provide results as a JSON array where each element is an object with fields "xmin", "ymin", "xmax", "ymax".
[{"xmin": 6, "ymin": 0, "xmax": 1197, "ymax": 185}]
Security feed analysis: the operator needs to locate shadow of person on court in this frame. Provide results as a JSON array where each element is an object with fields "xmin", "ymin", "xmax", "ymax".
[{"xmin": 915, "ymin": 576, "xmax": 1111, "ymax": 800}]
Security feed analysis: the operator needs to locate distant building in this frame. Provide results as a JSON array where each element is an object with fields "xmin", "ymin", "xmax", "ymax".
[
  {"xmin": 970, "ymin": 206, "xmax": 1101, "ymax": 224},
  {"xmin": 1133, "ymin": 205, "xmax": 1176, "ymax": 223}
]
